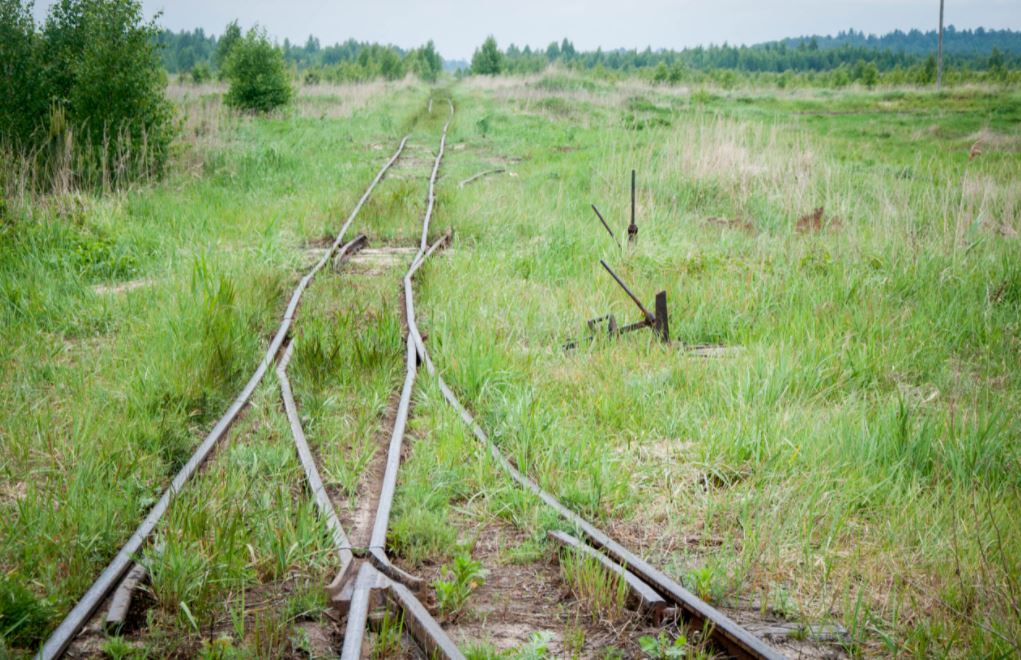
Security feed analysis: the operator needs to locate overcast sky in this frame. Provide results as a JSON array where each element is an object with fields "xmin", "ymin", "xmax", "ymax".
[{"xmin": 32, "ymin": 1, "xmax": 1021, "ymax": 60}]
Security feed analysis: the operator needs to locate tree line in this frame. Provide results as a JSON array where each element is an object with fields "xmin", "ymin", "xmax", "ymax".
[
  {"xmin": 469, "ymin": 27, "xmax": 1021, "ymax": 79},
  {"xmin": 157, "ymin": 26, "xmax": 443, "ymax": 83}
]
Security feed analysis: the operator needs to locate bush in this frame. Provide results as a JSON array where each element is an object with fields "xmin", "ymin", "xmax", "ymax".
[
  {"xmin": 190, "ymin": 62, "xmax": 211, "ymax": 84},
  {"xmin": 224, "ymin": 28, "xmax": 292, "ymax": 113},
  {"xmin": 1, "ymin": 0, "xmax": 175, "ymax": 193}
]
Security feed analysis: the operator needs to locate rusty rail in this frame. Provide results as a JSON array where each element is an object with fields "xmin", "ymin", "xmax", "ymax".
[
  {"xmin": 337, "ymin": 97, "xmax": 462, "ymax": 660},
  {"xmin": 37, "ymin": 138, "xmax": 410, "ymax": 660},
  {"xmin": 275, "ymin": 233, "xmax": 365, "ymax": 595},
  {"xmin": 400, "ymin": 161, "xmax": 782, "ymax": 660},
  {"xmin": 458, "ymin": 168, "xmax": 505, "ymax": 188}
]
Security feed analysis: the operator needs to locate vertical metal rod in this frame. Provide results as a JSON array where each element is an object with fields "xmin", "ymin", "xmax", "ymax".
[
  {"xmin": 654, "ymin": 291, "xmax": 669, "ymax": 343},
  {"xmin": 628, "ymin": 169, "xmax": 638, "ymax": 244}
]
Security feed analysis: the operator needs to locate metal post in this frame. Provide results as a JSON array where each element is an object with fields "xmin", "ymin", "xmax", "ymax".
[
  {"xmin": 654, "ymin": 291, "xmax": 669, "ymax": 343},
  {"xmin": 936, "ymin": 0, "xmax": 945, "ymax": 90},
  {"xmin": 628, "ymin": 169, "xmax": 638, "ymax": 244}
]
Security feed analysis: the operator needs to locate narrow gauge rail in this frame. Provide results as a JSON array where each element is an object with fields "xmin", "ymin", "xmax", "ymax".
[
  {"xmin": 40, "ymin": 95, "xmax": 784, "ymax": 659},
  {"xmin": 37, "ymin": 137, "xmax": 410, "ymax": 660},
  {"xmin": 399, "ymin": 124, "xmax": 784, "ymax": 660},
  {"xmin": 277, "ymin": 99, "xmax": 462, "ymax": 659}
]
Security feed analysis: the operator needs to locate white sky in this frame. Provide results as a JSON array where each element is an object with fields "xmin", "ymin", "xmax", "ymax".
[{"xmin": 32, "ymin": 0, "xmax": 1021, "ymax": 60}]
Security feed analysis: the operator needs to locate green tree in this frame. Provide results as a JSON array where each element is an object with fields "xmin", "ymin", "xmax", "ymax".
[
  {"xmin": 224, "ymin": 27, "xmax": 292, "ymax": 112},
  {"xmin": 214, "ymin": 19, "xmax": 240, "ymax": 71},
  {"xmin": 861, "ymin": 60, "xmax": 879, "ymax": 88},
  {"xmin": 412, "ymin": 39, "xmax": 442, "ymax": 82},
  {"xmin": 377, "ymin": 46, "xmax": 404, "ymax": 80},
  {"xmin": 40, "ymin": 0, "xmax": 174, "ymax": 170},
  {"xmin": 190, "ymin": 61, "xmax": 211, "ymax": 83},
  {"xmin": 0, "ymin": 0, "xmax": 46, "ymax": 146},
  {"xmin": 471, "ymin": 35, "xmax": 503, "ymax": 75}
]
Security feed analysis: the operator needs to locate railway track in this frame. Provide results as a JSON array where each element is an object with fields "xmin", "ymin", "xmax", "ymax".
[
  {"xmin": 37, "ymin": 133, "xmax": 411, "ymax": 660},
  {"xmin": 38, "ymin": 95, "xmax": 785, "ymax": 659}
]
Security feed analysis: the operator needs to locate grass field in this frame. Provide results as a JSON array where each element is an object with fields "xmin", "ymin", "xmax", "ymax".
[{"xmin": 1, "ymin": 76, "xmax": 1019, "ymax": 657}]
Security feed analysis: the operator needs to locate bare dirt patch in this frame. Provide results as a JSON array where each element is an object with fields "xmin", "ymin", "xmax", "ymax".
[
  {"xmin": 402, "ymin": 520, "xmax": 676, "ymax": 657},
  {"xmin": 704, "ymin": 216, "xmax": 755, "ymax": 233},
  {"xmin": 347, "ymin": 246, "xmax": 419, "ymax": 277},
  {"xmin": 796, "ymin": 207, "xmax": 842, "ymax": 233},
  {"xmin": 91, "ymin": 278, "xmax": 154, "ymax": 295}
]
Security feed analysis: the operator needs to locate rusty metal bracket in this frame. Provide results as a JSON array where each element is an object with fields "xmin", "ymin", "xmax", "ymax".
[
  {"xmin": 600, "ymin": 260, "xmax": 654, "ymax": 324},
  {"xmin": 563, "ymin": 261, "xmax": 670, "ymax": 350}
]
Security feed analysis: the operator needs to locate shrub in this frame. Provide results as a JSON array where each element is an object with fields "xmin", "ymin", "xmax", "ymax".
[
  {"xmin": 1, "ymin": 0, "xmax": 174, "ymax": 193},
  {"xmin": 190, "ymin": 62, "xmax": 211, "ymax": 84},
  {"xmin": 40, "ymin": 0, "xmax": 175, "ymax": 166},
  {"xmin": 224, "ymin": 27, "xmax": 292, "ymax": 113}
]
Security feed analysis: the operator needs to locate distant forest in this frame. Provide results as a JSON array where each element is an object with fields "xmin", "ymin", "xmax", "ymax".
[
  {"xmin": 156, "ymin": 25, "xmax": 1021, "ymax": 82},
  {"xmin": 489, "ymin": 27, "xmax": 1021, "ymax": 75},
  {"xmin": 156, "ymin": 27, "xmax": 441, "ymax": 82}
]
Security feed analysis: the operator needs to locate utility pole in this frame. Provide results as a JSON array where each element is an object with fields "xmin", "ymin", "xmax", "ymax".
[{"xmin": 936, "ymin": 0, "xmax": 945, "ymax": 90}]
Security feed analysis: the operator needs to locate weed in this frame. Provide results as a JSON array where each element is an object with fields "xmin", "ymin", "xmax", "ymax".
[
  {"xmin": 0, "ymin": 576, "xmax": 54, "ymax": 649},
  {"xmin": 372, "ymin": 609, "xmax": 405, "ymax": 658},
  {"xmin": 515, "ymin": 631, "xmax": 555, "ymax": 659},
  {"xmin": 100, "ymin": 635, "xmax": 141, "ymax": 659},
  {"xmin": 638, "ymin": 632, "xmax": 689, "ymax": 659},
  {"xmin": 559, "ymin": 550, "xmax": 628, "ymax": 624},
  {"xmin": 433, "ymin": 552, "xmax": 487, "ymax": 619}
]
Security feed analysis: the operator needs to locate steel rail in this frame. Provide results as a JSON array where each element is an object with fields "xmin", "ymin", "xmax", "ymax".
[
  {"xmin": 367, "ymin": 335, "xmax": 417, "ymax": 552},
  {"xmin": 400, "ymin": 165, "xmax": 783, "ymax": 660},
  {"xmin": 38, "ymin": 137, "xmax": 410, "ymax": 660},
  {"xmin": 339, "ymin": 97, "xmax": 461, "ymax": 660},
  {"xmin": 458, "ymin": 168, "xmax": 506, "ymax": 188},
  {"xmin": 276, "ymin": 233, "xmax": 362, "ymax": 594}
]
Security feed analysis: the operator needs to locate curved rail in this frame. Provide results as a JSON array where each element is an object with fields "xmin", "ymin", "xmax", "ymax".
[
  {"xmin": 38, "ymin": 138, "xmax": 409, "ymax": 660},
  {"xmin": 400, "ymin": 120, "xmax": 783, "ymax": 660},
  {"xmin": 275, "ymin": 235, "xmax": 367, "ymax": 596},
  {"xmin": 339, "ymin": 98, "xmax": 462, "ymax": 660}
]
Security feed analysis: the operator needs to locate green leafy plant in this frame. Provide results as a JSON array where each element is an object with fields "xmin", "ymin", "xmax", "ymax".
[
  {"xmin": 639, "ymin": 632, "xmax": 689, "ymax": 659},
  {"xmin": 190, "ymin": 62, "xmax": 211, "ymax": 84},
  {"xmin": 515, "ymin": 631, "xmax": 554, "ymax": 659},
  {"xmin": 433, "ymin": 552, "xmax": 487, "ymax": 619},
  {"xmin": 100, "ymin": 635, "xmax": 139, "ymax": 659}
]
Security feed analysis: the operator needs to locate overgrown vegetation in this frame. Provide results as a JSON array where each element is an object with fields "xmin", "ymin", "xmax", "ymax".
[
  {"xmin": 1, "ymin": 10, "xmax": 1020, "ymax": 656},
  {"xmin": 0, "ymin": 0, "xmax": 174, "ymax": 195}
]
